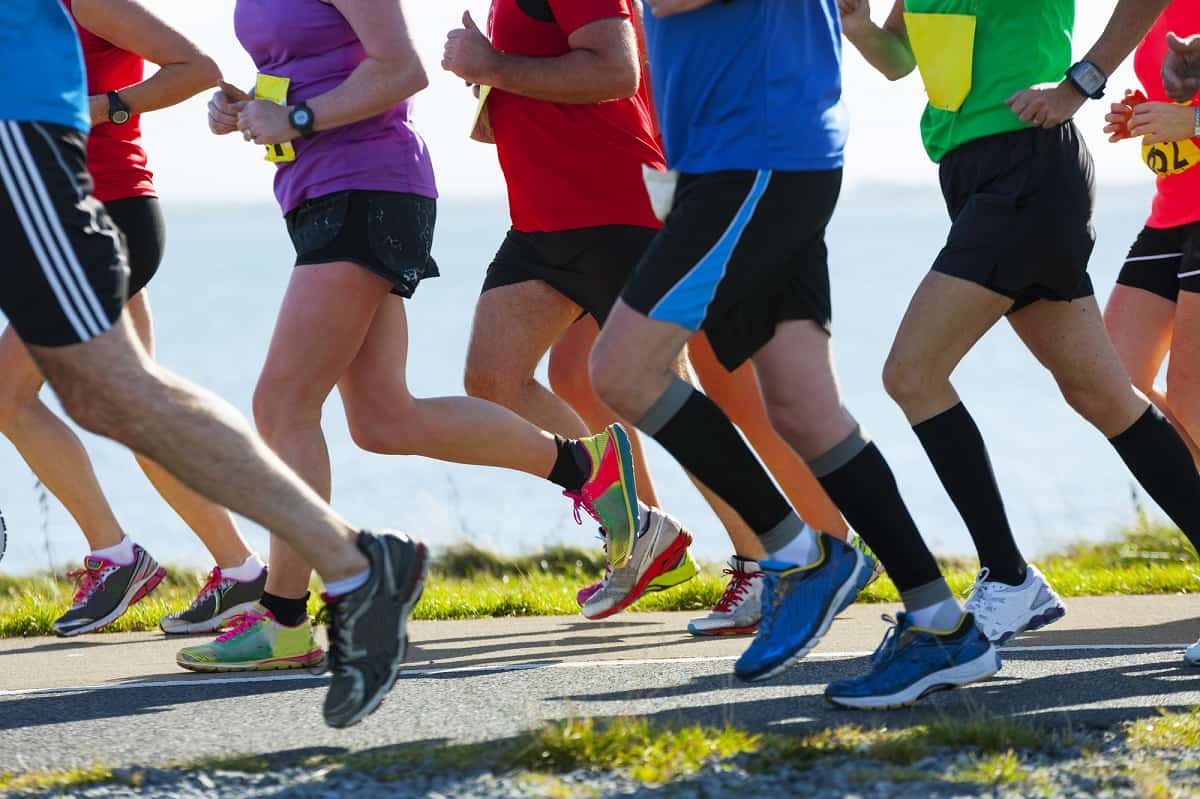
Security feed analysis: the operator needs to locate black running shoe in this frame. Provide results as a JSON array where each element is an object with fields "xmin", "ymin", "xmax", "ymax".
[
  {"xmin": 321, "ymin": 531, "xmax": 427, "ymax": 729},
  {"xmin": 160, "ymin": 566, "xmax": 269, "ymax": 634},
  {"xmin": 53, "ymin": 545, "xmax": 166, "ymax": 636}
]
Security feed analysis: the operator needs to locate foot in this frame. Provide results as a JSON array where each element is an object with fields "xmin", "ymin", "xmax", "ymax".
[
  {"xmin": 563, "ymin": 424, "xmax": 639, "ymax": 569},
  {"xmin": 847, "ymin": 530, "xmax": 885, "ymax": 587},
  {"xmin": 581, "ymin": 508, "xmax": 693, "ymax": 620},
  {"xmin": 575, "ymin": 523, "xmax": 696, "ymax": 607},
  {"xmin": 688, "ymin": 556, "xmax": 763, "ymax": 636},
  {"xmin": 322, "ymin": 531, "xmax": 427, "ymax": 729},
  {"xmin": 1185, "ymin": 636, "xmax": 1200, "ymax": 667},
  {"xmin": 53, "ymin": 545, "xmax": 166, "ymax": 637},
  {"xmin": 734, "ymin": 533, "xmax": 875, "ymax": 682},
  {"xmin": 964, "ymin": 565, "xmax": 1065, "ymax": 645},
  {"xmin": 824, "ymin": 613, "xmax": 1001, "ymax": 710},
  {"xmin": 175, "ymin": 608, "xmax": 323, "ymax": 672},
  {"xmin": 160, "ymin": 566, "xmax": 269, "ymax": 634}
]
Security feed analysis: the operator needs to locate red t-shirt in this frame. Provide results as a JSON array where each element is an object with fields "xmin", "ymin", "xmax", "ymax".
[
  {"xmin": 1135, "ymin": 1, "xmax": 1200, "ymax": 230},
  {"xmin": 64, "ymin": 1, "xmax": 155, "ymax": 203},
  {"xmin": 487, "ymin": 0, "xmax": 665, "ymax": 232}
]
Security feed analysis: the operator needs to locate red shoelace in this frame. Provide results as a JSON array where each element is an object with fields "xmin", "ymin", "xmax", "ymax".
[{"xmin": 712, "ymin": 567, "xmax": 762, "ymax": 613}]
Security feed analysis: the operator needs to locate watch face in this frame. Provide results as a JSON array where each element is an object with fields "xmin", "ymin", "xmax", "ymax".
[
  {"xmin": 111, "ymin": 109, "xmax": 130, "ymax": 125},
  {"xmin": 1073, "ymin": 63, "xmax": 1104, "ymax": 93},
  {"xmin": 293, "ymin": 108, "xmax": 312, "ymax": 127}
]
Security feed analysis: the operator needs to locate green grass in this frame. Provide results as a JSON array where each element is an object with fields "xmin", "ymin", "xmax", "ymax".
[
  {"xmin": 0, "ymin": 765, "xmax": 116, "ymax": 794},
  {"xmin": 1, "ymin": 522, "xmax": 1195, "ymax": 637},
  {"xmin": 1128, "ymin": 707, "xmax": 1200, "ymax": 751}
]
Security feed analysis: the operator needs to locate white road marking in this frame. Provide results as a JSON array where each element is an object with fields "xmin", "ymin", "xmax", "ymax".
[{"xmin": 0, "ymin": 643, "xmax": 1189, "ymax": 699}]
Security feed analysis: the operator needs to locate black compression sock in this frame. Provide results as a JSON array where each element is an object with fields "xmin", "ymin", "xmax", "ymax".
[
  {"xmin": 638, "ymin": 379, "xmax": 801, "ymax": 550},
  {"xmin": 1110, "ymin": 406, "xmax": 1200, "ymax": 555},
  {"xmin": 548, "ymin": 435, "xmax": 590, "ymax": 491},
  {"xmin": 260, "ymin": 591, "xmax": 309, "ymax": 627},
  {"xmin": 814, "ymin": 434, "xmax": 943, "ymax": 594},
  {"xmin": 914, "ymin": 403, "xmax": 1027, "ymax": 586}
]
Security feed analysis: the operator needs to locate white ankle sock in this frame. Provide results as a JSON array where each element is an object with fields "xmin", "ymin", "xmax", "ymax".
[
  {"xmin": 324, "ymin": 568, "xmax": 370, "ymax": 597},
  {"xmin": 907, "ymin": 597, "xmax": 962, "ymax": 631},
  {"xmin": 91, "ymin": 536, "xmax": 135, "ymax": 566},
  {"xmin": 222, "ymin": 552, "xmax": 265, "ymax": 583},
  {"xmin": 768, "ymin": 524, "xmax": 819, "ymax": 567}
]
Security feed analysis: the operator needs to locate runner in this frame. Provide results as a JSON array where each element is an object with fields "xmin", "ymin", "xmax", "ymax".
[
  {"xmin": 1100, "ymin": 0, "xmax": 1200, "ymax": 665},
  {"xmin": 177, "ymin": 0, "xmax": 638, "ymax": 672},
  {"xmin": 0, "ymin": 0, "xmax": 268, "ymax": 638},
  {"xmin": 1, "ymin": 0, "xmax": 425, "ymax": 729},
  {"xmin": 590, "ymin": 0, "xmax": 999, "ymax": 710},
  {"xmin": 839, "ymin": 0, "xmax": 1200, "ymax": 653},
  {"xmin": 549, "ymin": 317, "xmax": 853, "ymax": 635}
]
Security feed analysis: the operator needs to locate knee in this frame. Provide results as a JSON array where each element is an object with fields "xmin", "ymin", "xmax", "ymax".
[
  {"xmin": 881, "ymin": 352, "xmax": 929, "ymax": 408},
  {"xmin": 547, "ymin": 350, "xmax": 593, "ymax": 407},
  {"xmin": 462, "ymin": 360, "xmax": 515, "ymax": 407},
  {"xmin": 761, "ymin": 394, "xmax": 820, "ymax": 454},
  {"xmin": 343, "ymin": 393, "xmax": 418, "ymax": 455},
  {"xmin": 1166, "ymin": 383, "xmax": 1200, "ymax": 436},
  {"xmin": 55, "ymin": 378, "xmax": 124, "ymax": 440},
  {"xmin": 1056, "ymin": 375, "xmax": 1125, "ymax": 427},
  {"xmin": 0, "ymin": 382, "xmax": 37, "ymax": 433},
  {"xmin": 589, "ymin": 347, "xmax": 638, "ymax": 421},
  {"xmin": 252, "ymin": 377, "xmax": 321, "ymax": 445}
]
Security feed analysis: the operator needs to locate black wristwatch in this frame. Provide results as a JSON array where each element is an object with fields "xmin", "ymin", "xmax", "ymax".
[
  {"xmin": 107, "ymin": 90, "xmax": 131, "ymax": 125},
  {"xmin": 1065, "ymin": 60, "xmax": 1107, "ymax": 100},
  {"xmin": 288, "ymin": 102, "xmax": 316, "ymax": 139}
]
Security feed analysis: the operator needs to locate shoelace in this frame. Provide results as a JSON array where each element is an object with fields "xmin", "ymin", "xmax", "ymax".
[
  {"xmin": 964, "ymin": 568, "xmax": 1006, "ymax": 615},
  {"xmin": 564, "ymin": 489, "xmax": 602, "ymax": 527},
  {"xmin": 320, "ymin": 598, "xmax": 354, "ymax": 675},
  {"xmin": 870, "ymin": 614, "xmax": 908, "ymax": 666},
  {"xmin": 65, "ymin": 563, "xmax": 108, "ymax": 605},
  {"xmin": 214, "ymin": 610, "xmax": 266, "ymax": 643},
  {"xmin": 755, "ymin": 573, "xmax": 786, "ymax": 639},
  {"xmin": 713, "ymin": 567, "xmax": 761, "ymax": 612},
  {"xmin": 186, "ymin": 568, "xmax": 227, "ymax": 610}
]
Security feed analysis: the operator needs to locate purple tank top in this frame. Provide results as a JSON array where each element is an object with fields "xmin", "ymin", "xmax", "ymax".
[{"xmin": 234, "ymin": 0, "xmax": 437, "ymax": 214}]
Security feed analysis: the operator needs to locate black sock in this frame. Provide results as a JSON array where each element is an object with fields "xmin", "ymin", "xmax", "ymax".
[
  {"xmin": 260, "ymin": 591, "xmax": 309, "ymax": 627},
  {"xmin": 815, "ymin": 437, "xmax": 943, "ymax": 594},
  {"xmin": 1110, "ymin": 407, "xmax": 1200, "ymax": 555},
  {"xmin": 638, "ymin": 380, "xmax": 799, "ymax": 549},
  {"xmin": 547, "ymin": 435, "xmax": 590, "ymax": 491},
  {"xmin": 913, "ymin": 403, "xmax": 1027, "ymax": 586}
]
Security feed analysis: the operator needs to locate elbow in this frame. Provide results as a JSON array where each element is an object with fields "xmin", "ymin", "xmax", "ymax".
[
  {"xmin": 885, "ymin": 62, "xmax": 917, "ymax": 82},
  {"xmin": 605, "ymin": 61, "xmax": 640, "ymax": 101},
  {"xmin": 195, "ymin": 55, "xmax": 222, "ymax": 91},
  {"xmin": 400, "ymin": 62, "xmax": 430, "ymax": 101}
]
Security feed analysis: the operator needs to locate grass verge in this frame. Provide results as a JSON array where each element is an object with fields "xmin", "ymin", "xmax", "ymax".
[{"xmin": 1, "ymin": 520, "xmax": 1195, "ymax": 637}]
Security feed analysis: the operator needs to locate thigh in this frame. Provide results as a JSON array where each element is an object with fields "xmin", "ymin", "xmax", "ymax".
[
  {"xmin": 1167, "ymin": 289, "xmax": 1200, "ymax": 390},
  {"xmin": 1103, "ymin": 284, "xmax": 1174, "ymax": 390},
  {"xmin": 548, "ymin": 315, "xmax": 600, "ymax": 395},
  {"xmin": 0, "ymin": 325, "xmax": 48, "ymax": 402},
  {"xmin": 468, "ymin": 279, "xmax": 581, "ymax": 383},
  {"xmin": 339, "ymin": 294, "xmax": 412, "ymax": 407}
]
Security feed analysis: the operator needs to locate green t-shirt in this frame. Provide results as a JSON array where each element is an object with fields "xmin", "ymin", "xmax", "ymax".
[{"xmin": 903, "ymin": 0, "xmax": 1075, "ymax": 162}]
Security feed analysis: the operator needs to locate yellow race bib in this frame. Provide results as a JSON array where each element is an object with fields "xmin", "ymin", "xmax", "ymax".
[
  {"xmin": 904, "ymin": 13, "xmax": 976, "ymax": 113},
  {"xmin": 254, "ymin": 73, "xmax": 296, "ymax": 163},
  {"xmin": 1141, "ymin": 133, "xmax": 1200, "ymax": 177}
]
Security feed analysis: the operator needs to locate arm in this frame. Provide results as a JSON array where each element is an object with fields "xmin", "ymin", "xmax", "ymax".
[
  {"xmin": 236, "ymin": 0, "xmax": 428, "ymax": 146},
  {"xmin": 70, "ymin": 0, "xmax": 221, "ymax": 126},
  {"xmin": 442, "ymin": 11, "xmax": 639, "ymax": 104},
  {"xmin": 839, "ymin": 0, "xmax": 915, "ymax": 81}
]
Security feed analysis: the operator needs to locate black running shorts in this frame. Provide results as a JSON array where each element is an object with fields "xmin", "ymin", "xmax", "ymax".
[
  {"xmin": 107, "ymin": 196, "xmax": 165, "ymax": 297},
  {"xmin": 622, "ymin": 169, "xmax": 840, "ymax": 371},
  {"xmin": 1116, "ymin": 222, "xmax": 1200, "ymax": 302},
  {"xmin": 0, "ymin": 120, "xmax": 128, "ymax": 347},
  {"xmin": 932, "ymin": 122, "xmax": 1096, "ymax": 313},
  {"xmin": 482, "ymin": 225, "xmax": 658, "ymax": 325}
]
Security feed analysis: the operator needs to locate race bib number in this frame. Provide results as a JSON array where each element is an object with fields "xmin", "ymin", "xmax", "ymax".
[
  {"xmin": 254, "ymin": 73, "xmax": 296, "ymax": 163},
  {"xmin": 1142, "ymin": 137, "xmax": 1200, "ymax": 177}
]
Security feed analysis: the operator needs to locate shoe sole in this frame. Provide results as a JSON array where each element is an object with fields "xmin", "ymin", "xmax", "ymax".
[
  {"xmin": 736, "ymin": 549, "xmax": 871, "ymax": 683},
  {"xmin": 688, "ymin": 623, "xmax": 759, "ymax": 637},
  {"xmin": 604, "ymin": 424, "xmax": 640, "ymax": 570},
  {"xmin": 824, "ymin": 645, "xmax": 1002, "ymax": 710},
  {"xmin": 582, "ymin": 531, "xmax": 692, "ymax": 620},
  {"xmin": 177, "ymin": 649, "xmax": 325, "ymax": 673},
  {"xmin": 160, "ymin": 600, "xmax": 262, "ymax": 635},
  {"xmin": 329, "ymin": 537, "xmax": 429, "ymax": 729},
  {"xmin": 992, "ymin": 601, "xmax": 1067, "ymax": 646},
  {"xmin": 54, "ymin": 564, "xmax": 167, "ymax": 638}
]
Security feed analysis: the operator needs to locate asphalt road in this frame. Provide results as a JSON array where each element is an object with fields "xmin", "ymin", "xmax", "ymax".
[{"xmin": 1, "ymin": 596, "xmax": 1198, "ymax": 775}]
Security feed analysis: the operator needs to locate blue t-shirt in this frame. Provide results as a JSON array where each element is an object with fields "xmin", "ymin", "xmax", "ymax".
[
  {"xmin": 0, "ymin": 1, "xmax": 89, "ymax": 132},
  {"xmin": 643, "ymin": 0, "xmax": 848, "ymax": 173}
]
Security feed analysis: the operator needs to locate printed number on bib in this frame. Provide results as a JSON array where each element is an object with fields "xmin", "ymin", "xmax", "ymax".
[
  {"xmin": 1142, "ymin": 137, "xmax": 1200, "ymax": 177},
  {"xmin": 254, "ymin": 74, "xmax": 296, "ymax": 163}
]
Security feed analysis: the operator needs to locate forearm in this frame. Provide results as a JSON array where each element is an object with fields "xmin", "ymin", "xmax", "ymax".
[
  {"xmin": 846, "ymin": 22, "xmax": 915, "ymax": 80},
  {"xmin": 487, "ymin": 48, "xmax": 638, "ymax": 105},
  {"xmin": 98, "ymin": 58, "xmax": 220, "ymax": 119},
  {"xmin": 1081, "ymin": 0, "xmax": 1172, "ymax": 74},
  {"xmin": 305, "ymin": 57, "xmax": 428, "ymax": 132}
]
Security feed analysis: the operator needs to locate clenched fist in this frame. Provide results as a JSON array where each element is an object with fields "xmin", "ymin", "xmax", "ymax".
[{"xmin": 442, "ymin": 11, "xmax": 498, "ymax": 86}]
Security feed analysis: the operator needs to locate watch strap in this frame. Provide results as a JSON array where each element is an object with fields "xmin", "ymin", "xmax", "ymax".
[{"xmin": 1193, "ymin": 106, "xmax": 1200, "ymax": 138}]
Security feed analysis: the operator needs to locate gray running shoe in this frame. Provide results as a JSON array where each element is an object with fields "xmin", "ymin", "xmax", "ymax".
[
  {"xmin": 322, "ymin": 530, "xmax": 427, "ymax": 729},
  {"xmin": 581, "ymin": 507, "xmax": 693, "ymax": 620},
  {"xmin": 160, "ymin": 566, "xmax": 269, "ymax": 634},
  {"xmin": 53, "ymin": 545, "xmax": 166, "ymax": 637}
]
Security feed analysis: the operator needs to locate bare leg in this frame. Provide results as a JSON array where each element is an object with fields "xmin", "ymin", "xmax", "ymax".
[
  {"xmin": 1164, "ymin": 291, "xmax": 1200, "ymax": 462},
  {"xmin": 1103, "ymin": 284, "xmax": 1176, "ymax": 424}
]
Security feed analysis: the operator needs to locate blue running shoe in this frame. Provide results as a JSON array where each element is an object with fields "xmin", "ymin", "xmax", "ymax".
[
  {"xmin": 734, "ymin": 533, "xmax": 875, "ymax": 682},
  {"xmin": 824, "ymin": 612, "xmax": 1001, "ymax": 710}
]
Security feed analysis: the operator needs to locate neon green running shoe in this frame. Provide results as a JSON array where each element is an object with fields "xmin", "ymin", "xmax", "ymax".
[
  {"xmin": 564, "ymin": 423, "xmax": 639, "ymax": 568},
  {"xmin": 176, "ymin": 608, "xmax": 324, "ymax": 672}
]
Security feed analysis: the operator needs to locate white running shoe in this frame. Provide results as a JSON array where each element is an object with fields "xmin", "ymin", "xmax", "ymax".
[
  {"xmin": 687, "ymin": 556, "xmax": 763, "ymax": 636},
  {"xmin": 581, "ymin": 507, "xmax": 693, "ymax": 620},
  {"xmin": 1185, "ymin": 636, "xmax": 1200, "ymax": 667},
  {"xmin": 964, "ymin": 565, "xmax": 1066, "ymax": 645}
]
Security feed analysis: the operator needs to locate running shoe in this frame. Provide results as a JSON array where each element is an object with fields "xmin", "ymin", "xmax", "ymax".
[
  {"xmin": 734, "ymin": 533, "xmax": 875, "ymax": 682},
  {"xmin": 563, "ymin": 424, "xmax": 638, "ymax": 569},
  {"xmin": 53, "ymin": 545, "xmax": 166, "ymax": 637},
  {"xmin": 322, "ymin": 530, "xmax": 428, "ymax": 729},
  {"xmin": 688, "ymin": 556, "xmax": 764, "ymax": 636},
  {"xmin": 581, "ymin": 508, "xmax": 693, "ymax": 620},
  {"xmin": 0, "ymin": 507, "xmax": 6, "ymax": 564},
  {"xmin": 575, "ymin": 522, "xmax": 697, "ymax": 606},
  {"xmin": 847, "ymin": 530, "xmax": 885, "ymax": 587},
  {"xmin": 963, "ymin": 565, "xmax": 1066, "ymax": 644},
  {"xmin": 175, "ymin": 608, "xmax": 323, "ymax": 672},
  {"xmin": 824, "ymin": 612, "xmax": 1001, "ymax": 709},
  {"xmin": 1185, "ymin": 635, "xmax": 1200, "ymax": 667},
  {"xmin": 160, "ymin": 565, "xmax": 269, "ymax": 634}
]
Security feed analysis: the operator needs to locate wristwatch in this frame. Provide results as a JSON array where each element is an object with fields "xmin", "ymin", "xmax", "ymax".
[
  {"xmin": 288, "ymin": 102, "xmax": 316, "ymax": 139},
  {"xmin": 1193, "ymin": 106, "xmax": 1200, "ymax": 138},
  {"xmin": 106, "ymin": 90, "xmax": 130, "ymax": 125},
  {"xmin": 1065, "ymin": 60, "xmax": 1107, "ymax": 100}
]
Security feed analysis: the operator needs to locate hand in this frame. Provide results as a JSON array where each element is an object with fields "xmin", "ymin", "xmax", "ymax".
[
  {"xmin": 1129, "ymin": 101, "xmax": 1196, "ymax": 145},
  {"xmin": 644, "ymin": 0, "xmax": 716, "ymax": 17},
  {"xmin": 208, "ymin": 82, "xmax": 249, "ymax": 136},
  {"xmin": 237, "ymin": 100, "xmax": 294, "ymax": 146},
  {"xmin": 1103, "ymin": 101, "xmax": 1135, "ymax": 142},
  {"xmin": 1006, "ymin": 82, "xmax": 1085, "ymax": 128},
  {"xmin": 837, "ymin": 0, "xmax": 871, "ymax": 38},
  {"xmin": 442, "ymin": 11, "xmax": 498, "ymax": 86},
  {"xmin": 1163, "ymin": 33, "xmax": 1200, "ymax": 103}
]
